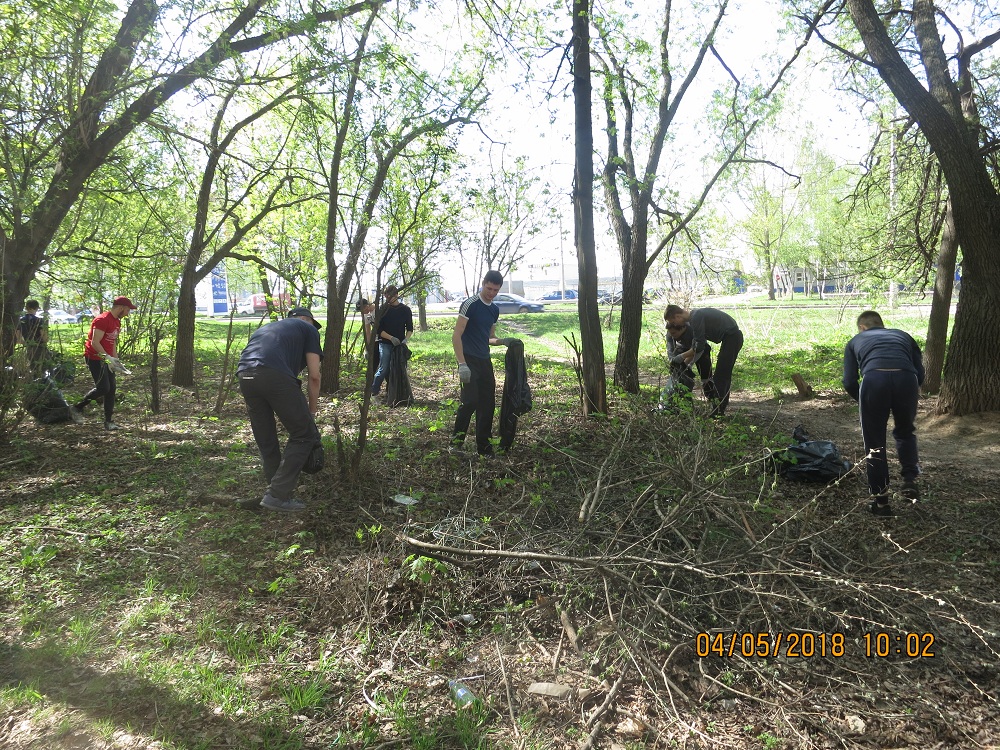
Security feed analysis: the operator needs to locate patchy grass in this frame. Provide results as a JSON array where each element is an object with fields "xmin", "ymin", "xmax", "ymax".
[{"xmin": 3, "ymin": 301, "xmax": 995, "ymax": 749}]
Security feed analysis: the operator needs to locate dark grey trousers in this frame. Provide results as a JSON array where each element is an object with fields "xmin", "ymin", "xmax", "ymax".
[{"xmin": 238, "ymin": 366, "xmax": 315, "ymax": 501}]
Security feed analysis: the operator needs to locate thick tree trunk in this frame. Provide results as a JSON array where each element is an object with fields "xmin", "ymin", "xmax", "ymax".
[
  {"xmin": 937, "ymin": 206, "xmax": 1000, "ymax": 414},
  {"xmin": 921, "ymin": 198, "xmax": 956, "ymax": 394},
  {"xmin": 572, "ymin": 0, "xmax": 607, "ymax": 416},
  {"xmin": 846, "ymin": 0, "xmax": 1000, "ymax": 415}
]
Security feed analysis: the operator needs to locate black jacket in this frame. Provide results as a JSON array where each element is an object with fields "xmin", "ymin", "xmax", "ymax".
[{"xmin": 499, "ymin": 339, "xmax": 532, "ymax": 451}]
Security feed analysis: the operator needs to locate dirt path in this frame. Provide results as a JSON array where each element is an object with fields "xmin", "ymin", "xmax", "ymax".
[{"xmin": 737, "ymin": 389, "xmax": 1000, "ymax": 498}]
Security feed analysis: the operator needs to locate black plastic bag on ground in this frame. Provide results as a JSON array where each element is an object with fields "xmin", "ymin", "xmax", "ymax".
[
  {"xmin": 23, "ymin": 377, "xmax": 74, "ymax": 424},
  {"xmin": 767, "ymin": 425, "xmax": 852, "ymax": 482}
]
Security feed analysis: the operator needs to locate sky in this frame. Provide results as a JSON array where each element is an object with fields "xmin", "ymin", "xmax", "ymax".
[{"xmin": 412, "ymin": 0, "xmax": 873, "ymax": 294}]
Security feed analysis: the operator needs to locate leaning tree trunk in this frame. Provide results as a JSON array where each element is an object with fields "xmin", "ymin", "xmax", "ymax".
[{"xmin": 921, "ymin": 198, "xmax": 957, "ymax": 394}]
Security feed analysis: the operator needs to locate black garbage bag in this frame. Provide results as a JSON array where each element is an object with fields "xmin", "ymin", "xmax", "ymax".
[
  {"xmin": 385, "ymin": 343, "xmax": 413, "ymax": 408},
  {"xmin": 767, "ymin": 425, "xmax": 852, "ymax": 482},
  {"xmin": 499, "ymin": 339, "xmax": 532, "ymax": 452},
  {"xmin": 23, "ymin": 376, "xmax": 75, "ymax": 424}
]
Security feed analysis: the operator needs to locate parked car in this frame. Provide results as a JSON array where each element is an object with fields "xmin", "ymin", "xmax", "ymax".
[
  {"xmin": 606, "ymin": 290, "xmax": 651, "ymax": 306},
  {"xmin": 540, "ymin": 289, "xmax": 578, "ymax": 301},
  {"xmin": 75, "ymin": 310, "xmax": 94, "ymax": 323},
  {"xmin": 43, "ymin": 309, "xmax": 79, "ymax": 325},
  {"xmin": 493, "ymin": 293, "xmax": 545, "ymax": 314}
]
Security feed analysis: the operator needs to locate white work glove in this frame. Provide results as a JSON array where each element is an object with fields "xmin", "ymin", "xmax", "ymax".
[
  {"xmin": 106, "ymin": 356, "xmax": 130, "ymax": 375},
  {"xmin": 458, "ymin": 363, "xmax": 472, "ymax": 383},
  {"xmin": 389, "ymin": 335, "xmax": 401, "ymax": 346}
]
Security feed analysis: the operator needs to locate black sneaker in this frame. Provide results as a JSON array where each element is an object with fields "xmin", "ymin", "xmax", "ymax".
[
  {"xmin": 900, "ymin": 479, "xmax": 920, "ymax": 502},
  {"xmin": 869, "ymin": 496, "xmax": 893, "ymax": 517}
]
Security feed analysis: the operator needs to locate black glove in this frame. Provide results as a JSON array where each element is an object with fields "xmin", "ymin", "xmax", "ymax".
[{"xmin": 498, "ymin": 338, "xmax": 517, "ymax": 346}]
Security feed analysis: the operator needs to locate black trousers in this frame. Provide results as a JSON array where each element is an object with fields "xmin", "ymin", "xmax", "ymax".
[
  {"xmin": 858, "ymin": 369, "xmax": 920, "ymax": 496},
  {"xmin": 710, "ymin": 330, "xmax": 743, "ymax": 416},
  {"xmin": 452, "ymin": 354, "xmax": 496, "ymax": 455},
  {"xmin": 79, "ymin": 357, "xmax": 116, "ymax": 422},
  {"xmin": 239, "ymin": 366, "xmax": 316, "ymax": 501}
]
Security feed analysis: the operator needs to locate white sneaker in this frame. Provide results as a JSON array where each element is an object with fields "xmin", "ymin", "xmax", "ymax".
[{"xmin": 69, "ymin": 406, "xmax": 84, "ymax": 424}]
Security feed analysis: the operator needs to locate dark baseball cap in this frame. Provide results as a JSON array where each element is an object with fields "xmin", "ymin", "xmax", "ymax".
[{"xmin": 288, "ymin": 307, "xmax": 321, "ymax": 329}]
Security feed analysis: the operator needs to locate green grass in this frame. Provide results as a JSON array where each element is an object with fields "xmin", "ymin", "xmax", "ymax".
[{"xmin": 1, "ymin": 297, "xmax": 963, "ymax": 749}]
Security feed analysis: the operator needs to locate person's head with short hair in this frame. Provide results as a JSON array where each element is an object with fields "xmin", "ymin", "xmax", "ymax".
[
  {"xmin": 856, "ymin": 310, "xmax": 884, "ymax": 331},
  {"xmin": 666, "ymin": 321, "xmax": 688, "ymax": 339},
  {"xmin": 356, "ymin": 298, "xmax": 374, "ymax": 314},
  {"xmin": 664, "ymin": 304, "xmax": 689, "ymax": 327},
  {"xmin": 288, "ymin": 306, "xmax": 322, "ymax": 329},
  {"xmin": 481, "ymin": 270, "xmax": 503, "ymax": 302},
  {"xmin": 25, "ymin": 300, "xmax": 40, "ymax": 312},
  {"xmin": 383, "ymin": 285, "xmax": 400, "ymax": 305},
  {"xmin": 111, "ymin": 296, "xmax": 137, "ymax": 318}
]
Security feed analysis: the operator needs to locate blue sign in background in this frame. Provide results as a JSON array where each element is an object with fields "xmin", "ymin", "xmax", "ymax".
[{"xmin": 211, "ymin": 265, "xmax": 229, "ymax": 314}]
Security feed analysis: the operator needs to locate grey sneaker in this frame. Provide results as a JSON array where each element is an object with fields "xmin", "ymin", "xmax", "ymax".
[
  {"xmin": 900, "ymin": 479, "xmax": 920, "ymax": 502},
  {"xmin": 69, "ymin": 406, "xmax": 85, "ymax": 424},
  {"xmin": 261, "ymin": 493, "xmax": 306, "ymax": 512},
  {"xmin": 104, "ymin": 421, "xmax": 120, "ymax": 431}
]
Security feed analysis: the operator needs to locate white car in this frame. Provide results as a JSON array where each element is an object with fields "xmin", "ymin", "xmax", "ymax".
[{"xmin": 45, "ymin": 309, "xmax": 78, "ymax": 324}]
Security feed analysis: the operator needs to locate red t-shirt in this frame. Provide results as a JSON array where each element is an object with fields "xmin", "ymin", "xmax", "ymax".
[{"xmin": 84, "ymin": 311, "xmax": 122, "ymax": 360}]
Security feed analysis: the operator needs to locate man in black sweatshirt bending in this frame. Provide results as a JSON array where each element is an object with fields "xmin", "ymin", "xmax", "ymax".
[{"xmin": 843, "ymin": 310, "xmax": 924, "ymax": 516}]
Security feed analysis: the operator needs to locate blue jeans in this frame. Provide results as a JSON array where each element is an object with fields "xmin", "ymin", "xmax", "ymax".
[{"xmin": 372, "ymin": 340, "xmax": 393, "ymax": 394}]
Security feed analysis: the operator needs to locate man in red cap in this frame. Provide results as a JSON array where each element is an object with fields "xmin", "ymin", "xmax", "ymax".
[{"xmin": 72, "ymin": 296, "xmax": 136, "ymax": 430}]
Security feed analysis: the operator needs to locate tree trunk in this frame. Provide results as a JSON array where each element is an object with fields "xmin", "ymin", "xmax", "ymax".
[
  {"xmin": 172, "ymin": 266, "xmax": 199, "ymax": 387},
  {"xmin": 921, "ymin": 197, "xmax": 956, "ymax": 394},
  {"xmin": 572, "ymin": 0, "xmax": 607, "ymax": 416},
  {"xmin": 612, "ymin": 253, "xmax": 647, "ymax": 393},
  {"xmin": 846, "ymin": 0, "xmax": 1000, "ymax": 415},
  {"xmin": 417, "ymin": 294, "xmax": 428, "ymax": 332}
]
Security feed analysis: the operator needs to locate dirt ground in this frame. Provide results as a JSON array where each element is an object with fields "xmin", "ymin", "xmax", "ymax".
[
  {"xmin": 738, "ymin": 387, "xmax": 1000, "ymax": 506},
  {"xmin": 3, "ymin": 370, "xmax": 999, "ymax": 749}
]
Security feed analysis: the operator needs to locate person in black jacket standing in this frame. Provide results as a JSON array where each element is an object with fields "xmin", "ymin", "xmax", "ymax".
[
  {"xmin": 843, "ymin": 310, "xmax": 924, "ymax": 516},
  {"xmin": 16, "ymin": 300, "xmax": 48, "ymax": 375},
  {"xmin": 371, "ymin": 286, "xmax": 413, "ymax": 397}
]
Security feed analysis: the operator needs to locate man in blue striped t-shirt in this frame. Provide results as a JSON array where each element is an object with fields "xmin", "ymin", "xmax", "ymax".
[{"xmin": 451, "ymin": 270, "xmax": 514, "ymax": 456}]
